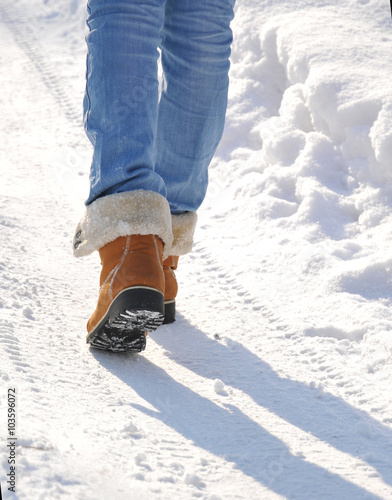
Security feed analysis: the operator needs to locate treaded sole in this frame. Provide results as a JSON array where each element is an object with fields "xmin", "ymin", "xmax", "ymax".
[
  {"xmin": 163, "ymin": 300, "xmax": 176, "ymax": 324},
  {"xmin": 87, "ymin": 287, "xmax": 164, "ymax": 352}
]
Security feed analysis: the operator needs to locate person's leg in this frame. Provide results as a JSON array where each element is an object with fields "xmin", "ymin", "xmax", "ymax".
[
  {"xmin": 75, "ymin": 0, "xmax": 173, "ymax": 351},
  {"xmin": 156, "ymin": 0, "xmax": 235, "ymax": 215},
  {"xmin": 84, "ymin": 0, "xmax": 166, "ymax": 204},
  {"xmin": 157, "ymin": 0, "xmax": 235, "ymax": 321}
]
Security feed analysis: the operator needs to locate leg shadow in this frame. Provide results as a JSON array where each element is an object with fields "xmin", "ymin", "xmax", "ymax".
[
  {"xmin": 150, "ymin": 313, "xmax": 392, "ymax": 491},
  {"xmin": 91, "ymin": 348, "xmax": 383, "ymax": 499}
]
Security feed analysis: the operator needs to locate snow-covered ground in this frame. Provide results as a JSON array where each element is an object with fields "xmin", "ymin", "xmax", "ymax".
[{"xmin": 1, "ymin": 0, "xmax": 392, "ymax": 498}]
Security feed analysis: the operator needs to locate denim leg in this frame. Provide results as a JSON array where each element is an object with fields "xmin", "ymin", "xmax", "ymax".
[
  {"xmin": 84, "ymin": 0, "xmax": 167, "ymax": 205},
  {"xmin": 156, "ymin": 0, "xmax": 235, "ymax": 214}
]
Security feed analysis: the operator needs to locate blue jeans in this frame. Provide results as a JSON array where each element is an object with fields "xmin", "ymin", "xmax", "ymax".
[{"xmin": 84, "ymin": 0, "xmax": 235, "ymax": 214}]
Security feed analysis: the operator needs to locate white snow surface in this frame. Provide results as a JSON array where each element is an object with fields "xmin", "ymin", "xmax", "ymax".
[{"xmin": 1, "ymin": 0, "xmax": 392, "ymax": 498}]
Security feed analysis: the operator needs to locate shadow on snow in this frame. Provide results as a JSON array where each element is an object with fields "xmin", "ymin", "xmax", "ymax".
[{"xmin": 90, "ymin": 313, "xmax": 392, "ymax": 499}]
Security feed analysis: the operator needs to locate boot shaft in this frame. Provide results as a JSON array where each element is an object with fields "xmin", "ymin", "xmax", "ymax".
[
  {"xmin": 163, "ymin": 255, "xmax": 179, "ymax": 302},
  {"xmin": 99, "ymin": 234, "xmax": 165, "ymax": 295}
]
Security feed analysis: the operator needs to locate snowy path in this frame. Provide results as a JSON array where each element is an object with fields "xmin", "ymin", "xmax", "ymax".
[{"xmin": 1, "ymin": 1, "xmax": 392, "ymax": 499}]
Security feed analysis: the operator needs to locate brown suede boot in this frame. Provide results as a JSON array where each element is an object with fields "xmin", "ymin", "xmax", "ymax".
[
  {"xmin": 163, "ymin": 256, "xmax": 179, "ymax": 324},
  {"xmin": 86, "ymin": 234, "xmax": 165, "ymax": 352}
]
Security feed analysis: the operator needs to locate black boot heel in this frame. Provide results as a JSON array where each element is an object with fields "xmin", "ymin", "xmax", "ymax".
[{"xmin": 163, "ymin": 300, "xmax": 176, "ymax": 324}]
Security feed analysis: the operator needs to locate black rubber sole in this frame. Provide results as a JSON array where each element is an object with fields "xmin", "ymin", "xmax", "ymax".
[
  {"xmin": 87, "ymin": 287, "xmax": 164, "ymax": 352},
  {"xmin": 163, "ymin": 300, "xmax": 176, "ymax": 324}
]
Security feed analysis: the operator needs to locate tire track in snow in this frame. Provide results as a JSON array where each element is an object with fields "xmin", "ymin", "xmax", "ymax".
[
  {"xmin": 0, "ymin": 4, "xmax": 81, "ymax": 126},
  {"xmin": 185, "ymin": 238, "xmax": 292, "ymax": 339},
  {"xmin": 0, "ymin": 13, "xmax": 83, "ymax": 388},
  {"xmin": 0, "ymin": 320, "xmax": 22, "ymax": 368}
]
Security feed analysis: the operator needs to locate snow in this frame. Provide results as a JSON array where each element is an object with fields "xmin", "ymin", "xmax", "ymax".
[
  {"xmin": 213, "ymin": 379, "xmax": 227, "ymax": 396},
  {"xmin": 1, "ymin": 0, "xmax": 392, "ymax": 498}
]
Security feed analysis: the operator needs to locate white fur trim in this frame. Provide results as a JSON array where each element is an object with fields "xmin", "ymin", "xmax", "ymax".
[
  {"xmin": 171, "ymin": 212, "xmax": 198, "ymax": 256},
  {"xmin": 73, "ymin": 191, "xmax": 173, "ymax": 259}
]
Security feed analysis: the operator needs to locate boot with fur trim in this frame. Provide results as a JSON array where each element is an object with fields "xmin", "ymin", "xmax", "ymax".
[
  {"xmin": 163, "ymin": 212, "xmax": 197, "ymax": 324},
  {"xmin": 73, "ymin": 190, "xmax": 173, "ymax": 352}
]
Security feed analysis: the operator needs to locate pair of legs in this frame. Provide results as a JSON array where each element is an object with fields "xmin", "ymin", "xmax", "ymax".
[
  {"xmin": 74, "ymin": 0, "xmax": 235, "ymax": 351},
  {"xmin": 84, "ymin": 0, "xmax": 235, "ymax": 212}
]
